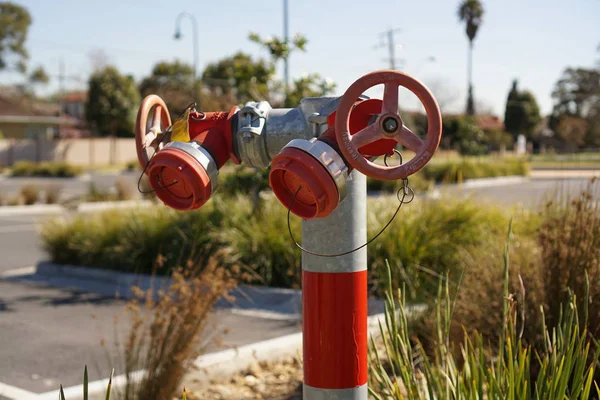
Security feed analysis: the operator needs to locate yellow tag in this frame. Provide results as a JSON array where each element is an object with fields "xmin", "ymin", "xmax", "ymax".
[{"xmin": 169, "ymin": 107, "xmax": 191, "ymax": 143}]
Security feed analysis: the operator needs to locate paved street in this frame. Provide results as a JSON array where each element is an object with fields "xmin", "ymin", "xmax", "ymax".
[
  {"xmin": 435, "ymin": 176, "xmax": 599, "ymax": 208},
  {"xmin": 0, "ymin": 172, "xmax": 140, "ymax": 204}
]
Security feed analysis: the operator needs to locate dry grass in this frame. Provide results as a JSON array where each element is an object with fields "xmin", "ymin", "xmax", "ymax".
[
  {"xmin": 117, "ymin": 257, "xmax": 237, "ymax": 400},
  {"xmin": 45, "ymin": 184, "xmax": 62, "ymax": 204},
  {"xmin": 20, "ymin": 184, "xmax": 40, "ymax": 205}
]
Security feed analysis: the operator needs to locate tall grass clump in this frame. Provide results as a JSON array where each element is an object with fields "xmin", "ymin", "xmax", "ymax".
[
  {"xmin": 540, "ymin": 178, "xmax": 600, "ymax": 337},
  {"xmin": 440, "ymin": 178, "xmax": 600, "ymax": 354},
  {"xmin": 20, "ymin": 184, "xmax": 40, "ymax": 205},
  {"xmin": 367, "ymin": 196, "xmax": 513, "ymax": 299},
  {"xmin": 423, "ymin": 157, "xmax": 529, "ymax": 184},
  {"xmin": 369, "ymin": 226, "xmax": 600, "ymax": 399},
  {"xmin": 117, "ymin": 257, "xmax": 236, "ymax": 400}
]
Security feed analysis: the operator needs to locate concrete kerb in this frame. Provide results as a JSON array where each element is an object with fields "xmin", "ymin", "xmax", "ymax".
[{"xmin": 0, "ymin": 200, "xmax": 154, "ymax": 217}]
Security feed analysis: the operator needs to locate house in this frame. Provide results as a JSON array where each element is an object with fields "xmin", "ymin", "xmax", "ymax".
[
  {"xmin": 61, "ymin": 91, "xmax": 87, "ymax": 120},
  {"xmin": 0, "ymin": 87, "xmax": 82, "ymax": 139}
]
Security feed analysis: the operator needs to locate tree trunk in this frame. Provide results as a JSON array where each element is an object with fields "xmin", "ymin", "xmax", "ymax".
[{"xmin": 466, "ymin": 40, "xmax": 475, "ymax": 116}]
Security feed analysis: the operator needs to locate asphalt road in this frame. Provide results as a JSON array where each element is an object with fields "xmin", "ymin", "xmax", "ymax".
[
  {"xmin": 0, "ymin": 277, "xmax": 300, "ymax": 394},
  {"xmin": 0, "ymin": 172, "xmax": 141, "ymax": 204},
  {"xmin": 435, "ymin": 177, "xmax": 598, "ymax": 208}
]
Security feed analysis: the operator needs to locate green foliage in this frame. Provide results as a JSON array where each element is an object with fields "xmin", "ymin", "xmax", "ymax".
[
  {"xmin": 369, "ymin": 243, "xmax": 600, "ymax": 399},
  {"xmin": 0, "ymin": 2, "xmax": 31, "ymax": 72},
  {"xmin": 139, "ymin": 60, "xmax": 197, "ymax": 116},
  {"xmin": 284, "ymin": 73, "xmax": 336, "ymax": 108},
  {"xmin": 219, "ymin": 166, "xmax": 270, "ymax": 196},
  {"xmin": 367, "ymin": 198, "xmax": 511, "ymax": 300},
  {"xmin": 441, "ymin": 115, "xmax": 487, "ymax": 155},
  {"xmin": 551, "ymin": 67, "xmax": 600, "ymax": 149},
  {"xmin": 10, "ymin": 161, "xmax": 83, "ymax": 177},
  {"xmin": 85, "ymin": 66, "xmax": 140, "ymax": 137},
  {"xmin": 248, "ymin": 32, "xmax": 307, "ymax": 61},
  {"xmin": 422, "ymin": 157, "xmax": 529, "ymax": 183},
  {"xmin": 41, "ymin": 194, "xmax": 516, "ymax": 296},
  {"xmin": 457, "ymin": 0, "xmax": 484, "ymax": 43},
  {"xmin": 504, "ymin": 79, "xmax": 542, "ymax": 139},
  {"xmin": 202, "ymin": 52, "xmax": 274, "ymax": 105},
  {"xmin": 29, "ymin": 65, "xmax": 49, "ymax": 84}
]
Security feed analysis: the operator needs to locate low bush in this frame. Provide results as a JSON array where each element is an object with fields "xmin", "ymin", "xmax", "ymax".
[
  {"xmin": 11, "ymin": 161, "xmax": 83, "ymax": 177},
  {"xmin": 422, "ymin": 157, "xmax": 529, "ymax": 183},
  {"xmin": 41, "ymin": 194, "xmax": 519, "ymax": 297}
]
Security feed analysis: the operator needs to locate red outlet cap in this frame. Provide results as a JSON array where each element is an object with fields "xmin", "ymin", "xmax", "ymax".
[
  {"xmin": 269, "ymin": 146, "xmax": 339, "ymax": 220},
  {"xmin": 147, "ymin": 147, "xmax": 213, "ymax": 210}
]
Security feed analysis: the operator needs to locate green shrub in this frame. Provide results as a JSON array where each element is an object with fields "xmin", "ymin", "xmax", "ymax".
[
  {"xmin": 41, "ymin": 194, "xmax": 520, "ymax": 297},
  {"xmin": 20, "ymin": 184, "xmax": 40, "ymax": 205},
  {"xmin": 11, "ymin": 161, "xmax": 83, "ymax": 177},
  {"xmin": 218, "ymin": 166, "xmax": 270, "ymax": 196},
  {"xmin": 423, "ymin": 157, "xmax": 529, "ymax": 183}
]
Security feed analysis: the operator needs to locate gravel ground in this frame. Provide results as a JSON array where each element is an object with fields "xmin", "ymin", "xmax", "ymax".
[{"xmin": 189, "ymin": 357, "xmax": 303, "ymax": 400}]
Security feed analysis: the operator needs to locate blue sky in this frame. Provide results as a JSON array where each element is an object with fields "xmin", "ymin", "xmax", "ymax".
[{"xmin": 2, "ymin": 0, "xmax": 599, "ymax": 117}]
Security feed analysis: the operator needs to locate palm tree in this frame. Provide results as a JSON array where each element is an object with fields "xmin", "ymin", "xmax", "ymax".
[{"xmin": 458, "ymin": 0, "xmax": 484, "ymax": 116}]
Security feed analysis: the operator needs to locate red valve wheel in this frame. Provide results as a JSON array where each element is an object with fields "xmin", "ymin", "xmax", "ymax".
[
  {"xmin": 335, "ymin": 70, "xmax": 442, "ymax": 180},
  {"xmin": 135, "ymin": 95, "xmax": 172, "ymax": 171}
]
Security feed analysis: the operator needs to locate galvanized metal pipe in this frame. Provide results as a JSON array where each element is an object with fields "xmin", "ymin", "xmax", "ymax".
[{"xmin": 301, "ymin": 170, "xmax": 368, "ymax": 400}]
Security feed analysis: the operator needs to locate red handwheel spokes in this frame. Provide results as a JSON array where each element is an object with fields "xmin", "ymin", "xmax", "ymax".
[
  {"xmin": 335, "ymin": 70, "xmax": 443, "ymax": 180},
  {"xmin": 135, "ymin": 95, "xmax": 172, "ymax": 171}
]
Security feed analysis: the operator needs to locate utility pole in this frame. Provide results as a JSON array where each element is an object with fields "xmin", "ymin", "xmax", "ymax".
[
  {"xmin": 283, "ymin": 0, "xmax": 290, "ymax": 90},
  {"xmin": 58, "ymin": 57, "xmax": 65, "ymax": 138},
  {"xmin": 375, "ymin": 28, "xmax": 403, "ymax": 70}
]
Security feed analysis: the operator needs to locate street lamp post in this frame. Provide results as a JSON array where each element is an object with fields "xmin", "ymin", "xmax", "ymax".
[{"xmin": 174, "ymin": 12, "xmax": 199, "ymax": 98}]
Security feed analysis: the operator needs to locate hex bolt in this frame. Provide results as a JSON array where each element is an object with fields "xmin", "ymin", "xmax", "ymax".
[{"xmin": 383, "ymin": 117, "xmax": 399, "ymax": 133}]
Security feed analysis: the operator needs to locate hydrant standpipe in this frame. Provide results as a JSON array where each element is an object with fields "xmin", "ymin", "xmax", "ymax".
[{"xmin": 134, "ymin": 70, "xmax": 443, "ymax": 400}]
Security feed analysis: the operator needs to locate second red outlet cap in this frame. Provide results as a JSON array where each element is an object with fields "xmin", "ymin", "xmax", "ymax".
[{"xmin": 269, "ymin": 141, "xmax": 344, "ymax": 220}]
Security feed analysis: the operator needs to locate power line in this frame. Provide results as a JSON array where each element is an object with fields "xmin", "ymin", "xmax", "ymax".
[{"xmin": 374, "ymin": 28, "xmax": 404, "ymax": 70}]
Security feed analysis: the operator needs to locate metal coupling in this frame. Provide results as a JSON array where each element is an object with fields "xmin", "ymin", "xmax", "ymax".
[{"xmin": 236, "ymin": 101, "xmax": 272, "ymax": 168}]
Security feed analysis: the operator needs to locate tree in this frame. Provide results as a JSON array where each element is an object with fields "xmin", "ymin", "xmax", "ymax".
[
  {"xmin": 554, "ymin": 116, "xmax": 588, "ymax": 151},
  {"xmin": 140, "ymin": 60, "xmax": 199, "ymax": 116},
  {"xmin": 29, "ymin": 65, "xmax": 49, "ymax": 84},
  {"xmin": 0, "ymin": 2, "xmax": 31, "ymax": 73},
  {"xmin": 284, "ymin": 73, "xmax": 336, "ymax": 107},
  {"xmin": 201, "ymin": 52, "xmax": 274, "ymax": 105},
  {"xmin": 551, "ymin": 67, "xmax": 600, "ymax": 147},
  {"xmin": 85, "ymin": 66, "xmax": 140, "ymax": 137},
  {"xmin": 504, "ymin": 79, "xmax": 541, "ymax": 139},
  {"xmin": 457, "ymin": 0, "xmax": 484, "ymax": 116}
]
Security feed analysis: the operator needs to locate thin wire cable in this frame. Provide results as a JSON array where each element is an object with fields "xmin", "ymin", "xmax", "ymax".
[
  {"xmin": 136, "ymin": 147, "xmax": 179, "ymax": 194},
  {"xmin": 286, "ymin": 179, "xmax": 413, "ymax": 257}
]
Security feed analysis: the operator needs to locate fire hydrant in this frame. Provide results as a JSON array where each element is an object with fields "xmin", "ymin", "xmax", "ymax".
[{"xmin": 135, "ymin": 70, "xmax": 442, "ymax": 399}]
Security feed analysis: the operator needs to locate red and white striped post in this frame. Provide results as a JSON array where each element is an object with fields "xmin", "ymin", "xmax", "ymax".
[{"xmin": 301, "ymin": 170, "xmax": 368, "ymax": 400}]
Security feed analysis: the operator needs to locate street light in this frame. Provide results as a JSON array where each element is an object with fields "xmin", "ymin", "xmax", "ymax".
[{"xmin": 174, "ymin": 11, "xmax": 199, "ymax": 92}]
